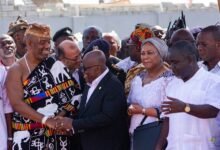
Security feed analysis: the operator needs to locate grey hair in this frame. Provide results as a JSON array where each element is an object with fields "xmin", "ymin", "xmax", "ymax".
[{"xmin": 141, "ymin": 37, "xmax": 168, "ymax": 60}]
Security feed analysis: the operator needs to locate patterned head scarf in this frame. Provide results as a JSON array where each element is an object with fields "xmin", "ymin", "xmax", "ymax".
[
  {"xmin": 25, "ymin": 23, "xmax": 51, "ymax": 39},
  {"xmin": 142, "ymin": 37, "xmax": 168, "ymax": 60},
  {"xmin": 127, "ymin": 24, "xmax": 154, "ymax": 49},
  {"xmin": 8, "ymin": 16, "xmax": 28, "ymax": 36}
]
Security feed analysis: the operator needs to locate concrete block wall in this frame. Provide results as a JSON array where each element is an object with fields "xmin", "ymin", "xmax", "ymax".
[{"xmin": 0, "ymin": 0, "xmax": 219, "ymax": 45}]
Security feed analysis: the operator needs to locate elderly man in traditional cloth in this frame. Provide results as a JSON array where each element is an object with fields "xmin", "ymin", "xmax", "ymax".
[{"xmin": 6, "ymin": 23, "xmax": 81, "ymax": 150}]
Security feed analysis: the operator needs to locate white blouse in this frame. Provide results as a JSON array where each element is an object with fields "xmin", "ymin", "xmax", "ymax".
[{"xmin": 127, "ymin": 70, "xmax": 173, "ymax": 134}]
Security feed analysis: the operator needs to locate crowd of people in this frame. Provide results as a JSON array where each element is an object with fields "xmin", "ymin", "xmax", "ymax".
[{"xmin": 0, "ymin": 15, "xmax": 220, "ymax": 150}]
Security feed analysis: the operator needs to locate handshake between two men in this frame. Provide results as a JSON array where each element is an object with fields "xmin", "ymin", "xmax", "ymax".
[{"xmin": 42, "ymin": 116, "xmax": 74, "ymax": 132}]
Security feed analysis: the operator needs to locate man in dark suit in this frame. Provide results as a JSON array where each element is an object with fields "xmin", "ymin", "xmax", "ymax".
[{"xmin": 57, "ymin": 50, "xmax": 130, "ymax": 150}]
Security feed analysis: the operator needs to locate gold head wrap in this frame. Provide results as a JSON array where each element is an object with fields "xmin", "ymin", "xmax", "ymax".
[{"xmin": 25, "ymin": 23, "xmax": 50, "ymax": 39}]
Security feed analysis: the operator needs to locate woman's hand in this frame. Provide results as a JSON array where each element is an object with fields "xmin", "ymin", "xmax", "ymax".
[{"xmin": 128, "ymin": 103, "xmax": 143, "ymax": 115}]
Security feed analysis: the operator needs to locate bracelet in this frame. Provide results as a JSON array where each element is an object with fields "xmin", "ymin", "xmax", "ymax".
[
  {"xmin": 127, "ymin": 109, "xmax": 132, "ymax": 116},
  {"xmin": 41, "ymin": 116, "xmax": 49, "ymax": 124},
  {"xmin": 8, "ymin": 137, "xmax": 13, "ymax": 141},
  {"xmin": 142, "ymin": 108, "xmax": 146, "ymax": 115}
]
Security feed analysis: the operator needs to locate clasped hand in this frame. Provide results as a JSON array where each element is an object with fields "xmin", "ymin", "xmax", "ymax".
[{"xmin": 45, "ymin": 116, "xmax": 73, "ymax": 131}]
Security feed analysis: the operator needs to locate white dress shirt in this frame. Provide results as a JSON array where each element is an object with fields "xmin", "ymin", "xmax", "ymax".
[
  {"xmin": 116, "ymin": 57, "xmax": 137, "ymax": 72},
  {"xmin": 86, "ymin": 68, "xmax": 109, "ymax": 104},
  {"xmin": 166, "ymin": 68, "xmax": 220, "ymax": 150},
  {"xmin": 0, "ymin": 65, "xmax": 13, "ymax": 150},
  {"xmin": 198, "ymin": 61, "xmax": 220, "ymax": 75},
  {"xmin": 72, "ymin": 69, "xmax": 81, "ymax": 88}
]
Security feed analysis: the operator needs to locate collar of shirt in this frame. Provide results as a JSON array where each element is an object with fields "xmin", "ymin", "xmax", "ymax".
[
  {"xmin": 87, "ymin": 68, "xmax": 109, "ymax": 87},
  {"xmin": 86, "ymin": 68, "xmax": 109, "ymax": 104},
  {"xmin": 198, "ymin": 61, "xmax": 220, "ymax": 74},
  {"xmin": 72, "ymin": 69, "xmax": 81, "ymax": 88}
]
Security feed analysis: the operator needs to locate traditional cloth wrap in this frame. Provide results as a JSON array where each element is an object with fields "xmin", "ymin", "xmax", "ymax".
[{"xmin": 12, "ymin": 57, "xmax": 81, "ymax": 150}]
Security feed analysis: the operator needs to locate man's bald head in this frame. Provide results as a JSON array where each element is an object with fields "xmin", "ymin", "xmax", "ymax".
[
  {"xmin": 57, "ymin": 40, "xmax": 80, "ymax": 57},
  {"xmin": 170, "ymin": 29, "xmax": 195, "ymax": 46},
  {"xmin": 82, "ymin": 50, "xmax": 107, "ymax": 83},
  {"xmin": 57, "ymin": 40, "xmax": 81, "ymax": 71},
  {"xmin": 83, "ymin": 50, "xmax": 106, "ymax": 67}
]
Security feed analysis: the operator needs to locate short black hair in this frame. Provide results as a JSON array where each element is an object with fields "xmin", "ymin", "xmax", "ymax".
[
  {"xmin": 53, "ymin": 27, "xmax": 73, "ymax": 42},
  {"xmin": 169, "ymin": 40, "xmax": 198, "ymax": 61},
  {"xmin": 83, "ymin": 39, "xmax": 110, "ymax": 57},
  {"xmin": 201, "ymin": 25, "xmax": 220, "ymax": 41},
  {"xmin": 82, "ymin": 26, "xmax": 102, "ymax": 38}
]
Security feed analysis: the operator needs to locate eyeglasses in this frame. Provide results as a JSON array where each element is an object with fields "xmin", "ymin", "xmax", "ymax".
[
  {"xmin": 63, "ymin": 54, "xmax": 81, "ymax": 62},
  {"xmin": 82, "ymin": 65, "xmax": 100, "ymax": 72}
]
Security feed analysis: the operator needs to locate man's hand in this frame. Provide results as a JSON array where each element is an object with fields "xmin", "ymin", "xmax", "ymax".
[
  {"xmin": 45, "ymin": 117, "xmax": 62, "ymax": 129},
  {"xmin": 161, "ymin": 96, "xmax": 186, "ymax": 114},
  {"xmin": 7, "ymin": 140, "xmax": 13, "ymax": 150},
  {"xmin": 54, "ymin": 116, "xmax": 73, "ymax": 131}
]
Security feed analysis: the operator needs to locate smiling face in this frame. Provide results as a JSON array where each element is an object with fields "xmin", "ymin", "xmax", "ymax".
[
  {"xmin": 26, "ymin": 35, "xmax": 51, "ymax": 61},
  {"xmin": 141, "ymin": 42, "xmax": 162, "ymax": 70},
  {"xmin": 0, "ymin": 35, "xmax": 16, "ymax": 59}
]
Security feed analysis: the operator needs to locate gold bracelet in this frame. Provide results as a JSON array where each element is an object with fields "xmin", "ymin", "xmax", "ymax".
[{"xmin": 127, "ymin": 109, "xmax": 132, "ymax": 116}]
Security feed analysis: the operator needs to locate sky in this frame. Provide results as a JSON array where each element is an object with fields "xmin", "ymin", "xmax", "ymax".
[{"xmin": 14, "ymin": 0, "xmax": 217, "ymax": 6}]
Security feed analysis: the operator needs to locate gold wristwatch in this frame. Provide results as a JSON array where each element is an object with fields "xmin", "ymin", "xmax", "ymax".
[{"xmin": 184, "ymin": 103, "xmax": 191, "ymax": 113}]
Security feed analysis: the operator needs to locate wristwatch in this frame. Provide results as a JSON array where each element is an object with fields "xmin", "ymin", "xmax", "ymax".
[{"xmin": 184, "ymin": 103, "xmax": 191, "ymax": 113}]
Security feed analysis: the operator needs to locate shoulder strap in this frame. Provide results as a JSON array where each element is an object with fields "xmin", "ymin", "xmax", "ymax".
[
  {"xmin": 139, "ymin": 107, "xmax": 161, "ymax": 126},
  {"xmin": 139, "ymin": 116, "xmax": 147, "ymax": 126},
  {"xmin": 155, "ymin": 108, "xmax": 161, "ymax": 120}
]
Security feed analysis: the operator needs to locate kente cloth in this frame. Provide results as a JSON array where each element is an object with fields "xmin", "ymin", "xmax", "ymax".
[
  {"xmin": 124, "ymin": 63, "xmax": 145, "ymax": 97},
  {"xmin": 12, "ymin": 56, "xmax": 81, "ymax": 150}
]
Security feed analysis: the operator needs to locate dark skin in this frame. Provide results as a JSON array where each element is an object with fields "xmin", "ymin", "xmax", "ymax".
[
  {"xmin": 55, "ymin": 50, "xmax": 107, "ymax": 130},
  {"xmin": 157, "ymin": 48, "xmax": 219, "ymax": 148},
  {"xmin": 6, "ymin": 34, "xmax": 61, "ymax": 129},
  {"xmin": 12, "ymin": 29, "xmax": 27, "ymax": 58},
  {"xmin": 162, "ymin": 50, "xmax": 219, "ymax": 117},
  {"xmin": 0, "ymin": 34, "xmax": 16, "ymax": 149},
  {"xmin": 6, "ymin": 113, "xmax": 13, "ymax": 150},
  {"xmin": 82, "ymin": 27, "xmax": 101, "ymax": 50},
  {"xmin": 196, "ymin": 32, "xmax": 220, "ymax": 70},
  {"xmin": 162, "ymin": 97, "xmax": 219, "ymax": 118},
  {"xmin": 127, "ymin": 42, "xmax": 141, "ymax": 63},
  {"xmin": 169, "ymin": 29, "xmax": 195, "ymax": 46}
]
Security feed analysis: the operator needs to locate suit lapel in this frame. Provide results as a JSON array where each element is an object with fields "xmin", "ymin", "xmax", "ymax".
[
  {"xmin": 79, "ymin": 84, "xmax": 90, "ymax": 113},
  {"xmin": 82, "ymin": 72, "xmax": 111, "ymax": 114}
]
